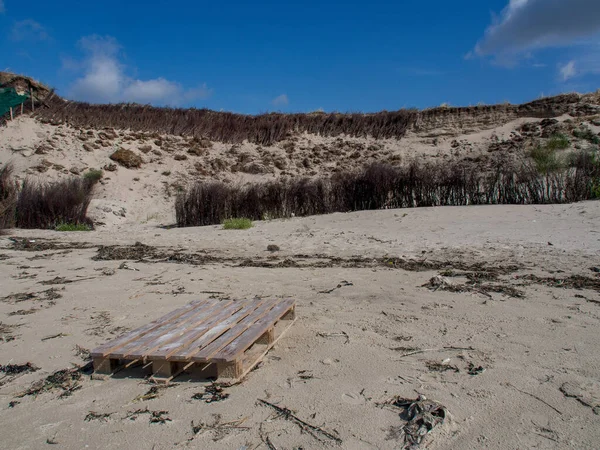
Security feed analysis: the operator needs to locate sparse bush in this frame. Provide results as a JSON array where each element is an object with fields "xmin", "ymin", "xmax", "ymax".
[
  {"xmin": 16, "ymin": 178, "xmax": 94, "ymax": 229},
  {"xmin": 0, "ymin": 164, "xmax": 17, "ymax": 230},
  {"xmin": 55, "ymin": 222, "xmax": 92, "ymax": 231},
  {"xmin": 546, "ymin": 134, "xmax": 570, "ymax": 151},
  {"xmin": 223, "ymin": 218, "xmax": 253, "ymax": 230},
  {"xmin": 573, "ymin": 127, "xmax": 600, "ymax": 145},
  {"xmin": 529, "ymin": 145, "xmax": 562, "ymax": 173},
  {"xmin": 83, "ymin": 169, "xmax": 103, "ymax": 185}
]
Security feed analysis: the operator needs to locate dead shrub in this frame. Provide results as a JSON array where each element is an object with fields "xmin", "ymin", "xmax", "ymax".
[
  {"xmin": 15, "ymin": 178, "xmax": 94, "ymax": 229},
  {"xmin": 176, "ymin": 159, "xmax": 600, "ymax": 227},
  {"xmin": 109, "ymin": 149, "xmax": 143, "ymax": 168},
  {"xmin": 0, "ymin": 164, "xmax": 18, "ymax": 230}
]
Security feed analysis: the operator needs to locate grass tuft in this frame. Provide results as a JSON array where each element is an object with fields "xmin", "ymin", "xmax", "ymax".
[
  {"xmin": 223, "ymin": 218, "xmax": 253, "ymax": 230},
  {"xmin": 55, "ymin": 222, "xmax": 92, "ymax": 232},
  {"xmin": 573, "ymin": 127, "xmax": 600, "ymax": 145},
  {"xmin": 529, "ymin": 145, "xmax": 563, "ymax": 173},
  {"xmin": 545, "ymin": 133, "xmax": 570, "ymax": 151},
  {"xmin": 83, "ymin": 169, "xmax": 103, "ymax": 185}
]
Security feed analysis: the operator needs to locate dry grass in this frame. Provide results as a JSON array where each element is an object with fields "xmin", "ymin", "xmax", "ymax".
[
  {"xmin": 176, "ymin": 158, "xmax": 600, "ymax": 227},
  {"xmin": 34, "ymin": 93, "xmax": 579, "ymax": 145},
  {"xmin": 0, "ymin": 164, "xmax": 17, "ymax": 231},
  {"xmin": 16, "ymin": 178, "xmax": 94, "ymax": 229}
]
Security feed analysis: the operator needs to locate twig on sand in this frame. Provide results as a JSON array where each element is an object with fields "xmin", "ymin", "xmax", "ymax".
[
  {"xmin": 507, "ymin": 383, "xmax": 563, "ymax": 415},
  {"xmin": 395, "ymin": 346, "xmax": 474, "ymax": 359},
  {"xmin": 318, "ymin": 280, "xmax": 353, "ymax": 294},
  {"xmin": 534, "ymin": 432, "xmax": 558, "ymax": 442},
  {"xmin": 317, "ymin": 331, "xmax": 350, "ymax": 344},
  {"xmin": 259, "ymin": 422, "xmax": 278, "ymax": 450},
  {"xmin": 257, "ymin": 399, "xmax": 342, "ymax": 444},
  {"xmin": 41, "ymin": 333, "xmax": 69, "ymax": 341}
]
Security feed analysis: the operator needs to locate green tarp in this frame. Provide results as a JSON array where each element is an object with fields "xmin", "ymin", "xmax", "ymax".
[{"xmin": 0, "ymin": 87, "xmax": 30, "ymax": 117}]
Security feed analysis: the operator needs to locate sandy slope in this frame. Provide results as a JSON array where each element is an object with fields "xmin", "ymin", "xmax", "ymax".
[
  {"xmin": 1, "ymin": 202, "xmax": 599, "ymax": 449},
  {"xmin": 0, "ymin": 113, "xmax": 562, "ymax": 228}
]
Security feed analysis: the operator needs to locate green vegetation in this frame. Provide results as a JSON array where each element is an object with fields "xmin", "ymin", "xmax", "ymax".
[
  {"xmin": 83, "ymin": 169, "xmax": 103, "ymax": 184},
  {"xmin": 55, "ymin": 222, "xmax": 92, "ymax": 231},
  {"xmin": 546, "ymin": 133, "xmax": 570, "ymax": 151},
  {"xmin": 529, "ymin": 145, "xmax": 563, "ymax": 173},
  {"xmin": 573, "ymin": 127, "xmax": 600, "ymax": 145},
  {"xmin": 223, "ymin": 218, "xmax": 253, "ymax": 230},
  {"xmin": 528, "ymin": 134, "xmax": 574, "ymax": 174}
]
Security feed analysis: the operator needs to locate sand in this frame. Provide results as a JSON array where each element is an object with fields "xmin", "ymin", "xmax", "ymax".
[{"xmin": 1, "ymin": 202, "xmax": 599, "ymax": 449}]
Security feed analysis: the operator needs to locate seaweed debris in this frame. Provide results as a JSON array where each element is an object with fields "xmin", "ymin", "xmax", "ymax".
[
  {"xmin": 191, "ymin": 383, "xmax": 229, "ymax": 403},
  {"xmin": 382, "ymin": 395, "xmax": 448, "ymax": 449},
  {"xmin": 16, "ymin": 362, "xmax": 93, "ymax": 399}
]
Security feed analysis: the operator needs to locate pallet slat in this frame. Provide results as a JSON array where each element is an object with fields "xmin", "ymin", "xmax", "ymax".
[
  {"xmin": 124, "ymin": 301, "xmax": 241, "ymax": 360},
  {"xmin": 108, "ymin": 300, "xmax": 227, "ymax": 359},
  {"xmin": 153, "ymin": 299, "xmax": 268, "ymax": 361},
  {"xmin": 213, "ymin": 299, "xmax": 295, "ymax": 362},
  {"xmin": 189, "ymin": 299, "xmax": 280, "ymax": 362},
  {"xmin": 90, "ymin": 300, "xmax": 206, "ymax": 358}
]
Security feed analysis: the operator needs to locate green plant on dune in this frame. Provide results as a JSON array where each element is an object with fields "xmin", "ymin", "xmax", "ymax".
[
  {"xmin": 55, "ymin": 222, "xmax": 92, "ymax": 231},
  {"xmin": 83, "ymin": 169, "xmax": 103, "ymax": 185},
  {"xmin": 529, "ymin": 144, "xmax": 563, "ymax": 173},
  {"xmin": 223, "ymin": 218, "xmax": 253, "ymax": 230},
  {"xmin": 573, "ymin": 126, "xmax": 600, "ymax": 145},
  {"xmin": 545, "ymin": 133, "xmax": 570, "ymax": 151}
]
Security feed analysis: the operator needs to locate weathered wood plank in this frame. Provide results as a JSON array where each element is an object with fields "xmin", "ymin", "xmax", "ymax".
[
  {"xmin": 90, "ymin": 300, "xmax": 206, "ymax": 357},
  {"xmin": 109, "ymin": 300, "xmax": 227, "ymax": 359},
  {"xmin": 124, "ymin": 301, "xmax": 241, "ymax": 360},
  {"xmin": 212, "ymin": 300, "xmax": 295, "ymax": 362},
  {"xmin": 152, "ymin": 300, "xmax": 267, "ymax": 361},
  {"xmin": 189, "ymin": 299, "xmax": 279, "ymax": 362},
  {"xmin": 219, "ymin": 317, "xmax": 297, "ymax": 384}
]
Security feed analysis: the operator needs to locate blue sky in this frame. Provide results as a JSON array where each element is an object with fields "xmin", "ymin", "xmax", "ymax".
[{"xmin": 1, "ymin": 0, "xmax": 599, "ymax": 113}]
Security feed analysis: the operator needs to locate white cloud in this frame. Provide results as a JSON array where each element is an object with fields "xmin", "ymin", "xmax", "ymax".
[
  {"xmin": 559, "ymin": 60, "xmax": 577, "ymax": 81},
  {"xmin": 474, "ymin": 0, "xmax": 600, "ymax": 57},
  {"xmin": 67, "ymin": 35, "xmax": 212, "ymax": 106},
  {"xmin": 0, "ymin": 1, "xmax": 5, "ymax": 14},
  {"xmin": 11, "ymin": 20, "xmax": 49, "ymax": 42},
  {"xmin": 272, "ymin": 94, "xmax": 289, "ymax": 107}
]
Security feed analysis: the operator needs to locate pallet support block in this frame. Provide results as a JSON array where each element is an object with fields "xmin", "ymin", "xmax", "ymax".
[
  {"xmin": 256, "ymin": 327, "xmax": 275, "ymax": 345},
  {"xmin": 152, "ymin": 360, "xmax": 176, "ymax": 379},
  {"xmin": 282, "ymin": 306, "xmax": 296, "ymax": 320},
  {"xmin": 93, "ymin": 357, "xmax": 117, "ymax": 375},
  {"xmin": 217, "ymin": 360, "xmax": 243, "ymax": 379}
]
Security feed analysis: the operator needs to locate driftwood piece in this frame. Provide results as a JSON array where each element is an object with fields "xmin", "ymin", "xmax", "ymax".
[{"xmin": 258, "ymin": 399, "xmax": 342, "ymax": 444}]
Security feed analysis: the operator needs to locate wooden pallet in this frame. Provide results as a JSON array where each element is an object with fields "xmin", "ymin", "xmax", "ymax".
[{"xmin": 91, "ymin": 298, "xmax": 296, "ymax": 384}]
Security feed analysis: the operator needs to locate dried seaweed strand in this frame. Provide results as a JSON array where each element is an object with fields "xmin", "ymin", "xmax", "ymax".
[{"xmin": 258, "ymin": 399, "xmax": 342, "ymax": 444}]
